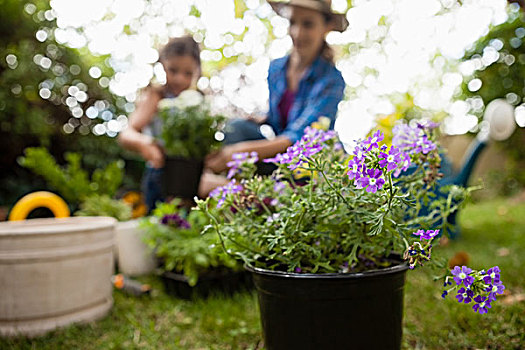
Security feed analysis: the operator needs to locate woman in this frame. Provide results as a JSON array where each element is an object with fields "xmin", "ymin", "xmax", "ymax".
[{"xmin": 204, "ymin": 0, "xmax": 348, "ymax": 175}]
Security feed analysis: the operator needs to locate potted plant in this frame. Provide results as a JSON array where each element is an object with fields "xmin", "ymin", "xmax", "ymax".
[
  {"xmin": 157, "ymin": 90, "xmax": 225, "ymax": 200},
  {"xmin": 141, "ymin": 199, "xmax": 247, "ymax": 299},
  {"xmin": 197, "ymin": 123, "xmax": 506, "ymax": 349}
]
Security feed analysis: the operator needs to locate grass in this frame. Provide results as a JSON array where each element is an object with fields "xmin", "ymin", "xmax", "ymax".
[{"xmin": 1, "ymin": 197, "xmax": 524, "ymax": 349}]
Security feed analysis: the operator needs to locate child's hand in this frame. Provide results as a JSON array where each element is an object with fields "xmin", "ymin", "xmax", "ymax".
[{"xmin": 141, "ymin": 139, "xmax": 164, "ymax": 168}]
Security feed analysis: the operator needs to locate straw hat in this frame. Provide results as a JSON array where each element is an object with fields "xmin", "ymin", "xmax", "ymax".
[{"xmin": 267, "ymin": 0, "xmax": 349, "ymax": 32}]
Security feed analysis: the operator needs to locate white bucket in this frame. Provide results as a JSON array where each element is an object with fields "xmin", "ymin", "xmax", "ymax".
[{"xmin": 115, "ymin": 220, "xmax": 156, "ymax": 276}]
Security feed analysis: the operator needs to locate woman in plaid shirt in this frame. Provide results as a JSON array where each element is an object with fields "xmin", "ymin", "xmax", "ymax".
[{"xmin": 201, "ymin": 0, "xmax": 347, "ymax": 194}]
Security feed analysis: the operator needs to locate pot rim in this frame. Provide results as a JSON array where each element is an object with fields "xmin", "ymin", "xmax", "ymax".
[
  {"xmin": 0, "ymin": 216, "xmax": 116, "ymax": 236},
  {"xmin": 244, "ymin": 259, "xmax": 409, "ymax": 279}
]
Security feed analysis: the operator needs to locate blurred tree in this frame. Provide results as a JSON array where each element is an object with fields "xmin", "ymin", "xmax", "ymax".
[{"xmin": 0, "ymin": 0, "xmax": 140, "ymax": 205}]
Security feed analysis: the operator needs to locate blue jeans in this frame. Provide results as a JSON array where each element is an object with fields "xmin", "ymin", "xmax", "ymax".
[
  {"xmin": 142, "ymin": 166, "xmax": 164, "ymax": 213},
  {"xmin": 223, "ymin": 119, "xmax": 266, "ymax": 145}
]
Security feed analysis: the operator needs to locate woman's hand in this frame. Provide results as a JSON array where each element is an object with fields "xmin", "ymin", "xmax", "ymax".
[
  {"xmin": 140, "ymin": 138, "xmax": 165, "ymax": 168},
  {"xmin": 205, "ymin": 146, "xmax": 235, "ymax": 173}
]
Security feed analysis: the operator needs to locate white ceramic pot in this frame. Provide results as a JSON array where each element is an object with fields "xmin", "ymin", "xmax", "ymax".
[
  {"xmin": 0, "ymin": 217, "xmax": 116, "ymax": 337},
  {"xmin": 115, "ymin": 219, "xmax": 156, "ymax": 276}
]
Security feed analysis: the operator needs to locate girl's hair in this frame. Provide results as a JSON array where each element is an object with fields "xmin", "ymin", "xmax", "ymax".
[
  {"xmin": 159, "ymin": 35, "xmax": 201, "ymax": 71},
  {"xmin": 319, "ymin": 13, "xmax": 334, "ymax": 64}
]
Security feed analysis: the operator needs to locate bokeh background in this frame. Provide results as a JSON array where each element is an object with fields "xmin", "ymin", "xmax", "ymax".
[{"xmin": 2, "ymin": 0, "xmax": 524, "ymax": 207}]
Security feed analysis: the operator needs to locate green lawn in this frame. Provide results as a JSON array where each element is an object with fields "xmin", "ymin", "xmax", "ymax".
[{"xmin": 2, "ymin": 198, "xmax": 524, "ymax": 349}]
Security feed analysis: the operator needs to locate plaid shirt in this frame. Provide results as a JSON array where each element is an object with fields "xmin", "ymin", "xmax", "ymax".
[{"xmin": 267, "ymin": 54, "xmax": 345, "ymax": 143}]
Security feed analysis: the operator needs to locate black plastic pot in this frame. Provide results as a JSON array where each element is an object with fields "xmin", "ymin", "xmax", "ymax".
[
  {"xmin": 161, "ymin": 269, "xmax": 253, "ymax": 300},
  {"xmin": 246, "ymin": 262, "xmax": 409, "ymax": 350},
  {"xmin": 162, "ymin": 156, "xmax": 204, "ymax": 199}
]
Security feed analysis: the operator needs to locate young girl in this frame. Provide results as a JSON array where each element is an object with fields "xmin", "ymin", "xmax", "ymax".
[{"xmin": 118, "ymin": 36, "xmax": 201, "ymax": 212}]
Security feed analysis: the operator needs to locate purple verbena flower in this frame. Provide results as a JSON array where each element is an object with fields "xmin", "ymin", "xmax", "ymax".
[
  {"xmin": 347, "ymin": 158, "xmax": 363, "ymax": 181},
  {"xmin": 414, "ymin": 135, "xmax": 437, "ymax": 155},
  {"xmin": 273, "ymin": 181, "xmax": 286, "ymax": 194},
  {"xmin": 455, "ymin": 287, "xmax": 474, "ymax": 304},
  {"xmin": 264, "ymin": 128, "xmax": 335, "ymax": 170},
  {"xmin": 393, "ymin": 152, "xmax": 411, "ymax": 178},
  {"xmin": 362, "ymin": 130, "xmax": 384, "ymax": 151},
  {"xmin": 451, "ymin": 265, "xmax": 475, "ymax": 287},
  {"xmin": 472, "ymin": 295, "xmax": 492, "ymax": 314},
  {"xmin": 392, "ymin": 122, "xmax": 437, "ymax": 156},
  {"xmin": 486, "ymin": 282, "xmax": 505, "ymax": 302},
  {"xmin": 160, "ymin": 213, "xmax": 191, "ymax": 229},
  {"xmin": 357, "ymin": 168, "xmax": 385, "ymax": 193},
  {"xmin": 378, "ymin": 146, "xmax": 403, "ymax": 172},
  {"xmin": 209, "ymin": 179, "xmax": 243, "ymax": 208},
  {"xmin": 417, "ymin": 120, "xmax": 440, "ymax": 130},
  {"xmin": 412, "ymin": 229, "xmax": 440, "ymax": 241},
  {"xmin": 226, "ymin": 151, "xmax": 258, "ymax": 179},
  {"xmin": 483, "ymin": 266, "xmax": 501, "ymax": 285}
]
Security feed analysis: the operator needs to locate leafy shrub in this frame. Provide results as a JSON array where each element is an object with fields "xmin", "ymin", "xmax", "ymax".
[
  {"xmin": 75, "ymin": 194, "xmax": 132, "ymax": 222},
  {"xmin": 18, "ymin": 146, "xmax": 123, "ymax": 206}
]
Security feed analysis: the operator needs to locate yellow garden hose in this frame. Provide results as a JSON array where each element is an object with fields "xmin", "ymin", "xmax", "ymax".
[{"xmin": 8, "ymin": 191, "xmax": 70, "ymax": 221}]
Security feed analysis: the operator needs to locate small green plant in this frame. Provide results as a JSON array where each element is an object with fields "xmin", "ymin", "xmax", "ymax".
[
  {"xmin": 157, "ymin": 90, "xmax": 225, "ymax": 159},
  {"xmin": 75, "ymin": 194, "xmax": 132, "ymax": 222},
  {"xmin": 18, "ymin": 147, "xmax": 124, "ymax": 206},
  {"xmin": 141, "ymin": 199, "xmax": 241, "ymax": 286}
]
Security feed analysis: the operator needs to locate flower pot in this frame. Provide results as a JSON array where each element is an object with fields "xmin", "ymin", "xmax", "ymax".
[
  {"xmin": 115, "ymin": 220, "xmax": 157, "ymax": 276},
  {"xmin": 161, "ymin": 269, "xmax": 252, "ymax": 300},
  {"xmin": 246, "ymin": 261, "xmax": 409, "ymax": 350},
  {"xmin": 0, "ymin": 217, "xmax": 115, "ymax": 337},
  {"xmin": 163, "ymin": 156, "xmax": 204, "ymax": 199}
]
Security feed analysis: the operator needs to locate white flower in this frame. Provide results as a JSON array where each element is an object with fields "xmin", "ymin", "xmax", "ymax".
[
  {"xmin": 158, "ymin": 98, "xmax": 181, "ymax": 110},
  {"xmin": 177, "ymin": 90, "xmax": 204, "ymax": 108},
  {"xmin": 157, "ymin": 90, "xmax": 204, "ymax": 110}
]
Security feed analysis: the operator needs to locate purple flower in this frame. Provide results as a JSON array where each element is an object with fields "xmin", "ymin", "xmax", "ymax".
[
  {"xmin": 414, "ymin": 135, "xmax": 437, "ymax": 155},
  {"xmin": 392, "ymin": 122, "xmax": 437, "ymax": 156},
  {"xmin": 412, "ymin": 229, "xmax": 440, "ymax": 241},
  {"xmin": 378, "ymin": 146, "xmax": 403, "ymax": 172},
  {"xmin": 472, "ymin": 295, "xmax": 492, "ymax": 314},
  {"xmin": 393, "ymin": 152, "xmax": 411, "ymax": 178},
  {"xmin": 209, "ymin": 179, "xmax": 243, "ymax": 208},
  {"xmin": 347, "ymin": 158, "xmax": 363, "ymax": 181},
  {"xmin": 264, "ymin": 128, "xmax": 335, "ymax": 170},
  {"xmin": 483, "ymin": 266, "xmax": 501, "ymax": 285},
  {"xmin": 455, "ymin": 287, "xmax": 474, "ymax": 304},
  {"xmin": 362, "ymin": 130, "xmax": 384, "ymax": 151},
  {"xmin": 451, "ymin": 266, "xmax": 475, "ymax": 287},
  {"xmin": 273, "ymin": 181, "xmax": 286, "ymax": 194},
  {"xmin": 441, "ymin": 290, "xmax": 448, "ymax": 299},
  {"xmin": 357, "ymin": 168, "xmax": 385, "ymax": 193},
  {"xmin": 226, "ymin": 151, "xmax": 258, "ymax": 179},
  {"xmin": 486, "ymin": 282, "xmax": 505, "ymax": 302},
  {"xmin": 417, "ymin": 120, "xmax": 440, "ymax": 130},
  {"xmin": 160, "ymin": 213, "xmax": 191, "ymax": 229},
  {"xmin": 294, "ymin": 267, "xmax": 302, "ymax": 273}
]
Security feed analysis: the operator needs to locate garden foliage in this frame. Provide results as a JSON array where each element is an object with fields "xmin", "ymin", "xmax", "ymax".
[
  {"xmin": 141, "ymin": 200, "xmax": 241, "ymax": 286},
  {"xmin": 157, "ymin": 91, "xmax": 225, "ymax": 159}
]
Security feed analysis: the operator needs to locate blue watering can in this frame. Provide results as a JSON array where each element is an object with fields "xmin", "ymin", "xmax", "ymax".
[{"xmin": 435, "ymin": 99, "xmax": 517, "ymax": 239}]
